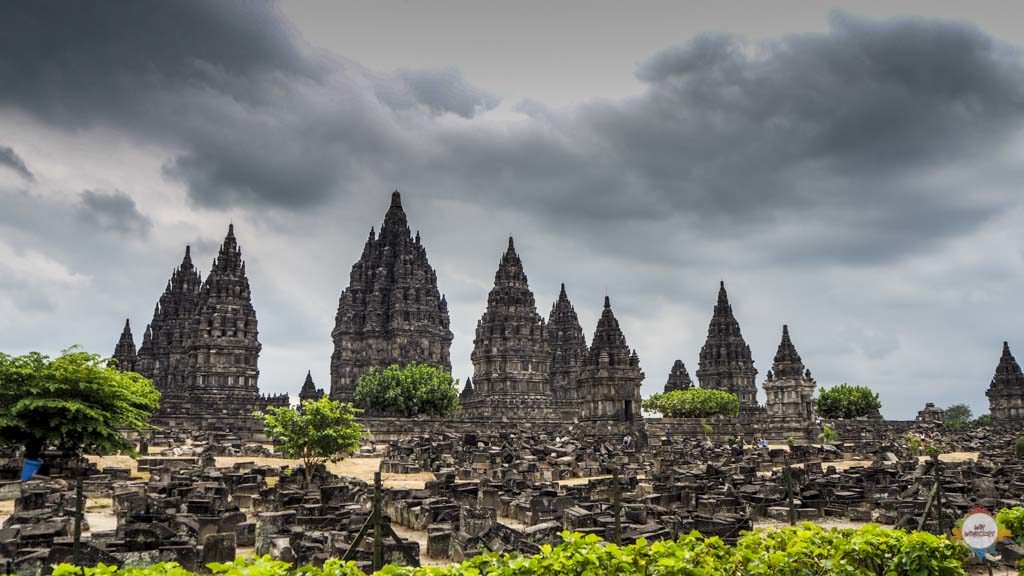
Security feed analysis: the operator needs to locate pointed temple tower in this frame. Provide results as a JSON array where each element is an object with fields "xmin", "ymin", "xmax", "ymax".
[
  {"xmin": 299, "ymin": 371, "xmax": 325, "ymax": 404},
  {"xmin": 330, "ymin": 191, "xmax": 453, "ymax": 402},
  {"xmin": 763, "ymin": 325, "xmax": 818, "ymax": 439},
  {"xmin": 664, "ymin": 360, "xmax": 693, "ymax": 393},
  {"xmin": 548, "ymin": 283, "xmax": 588, "ymax": 420},
  {"xmin": 987, "ymin": 342, "xmax": 1024, "ymax": 422},
  {"xmin": 459, "ymin": 377, "xmax": 474, "ymax": 404},
  {"xmin": 111, "ymin": 319, "xmax": 138, "ymax": 372},
  {"xmin": 462, "ymin": 237, "xmax": 556, "ymax": 420},
  {"xmin": 696, "ymin": 282, "xmax": 759, "ymax": 411},
  {"xmin": 578, "ymin": 296, "xmax": 644, "ymax": 435},
  {"xmin": 135, "ymin": 246, "xmax": 201, "ymax": 396}
]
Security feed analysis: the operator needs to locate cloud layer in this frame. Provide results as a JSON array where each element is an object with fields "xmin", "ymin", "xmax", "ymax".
[{"xmin": 2, "ymin": 3, "xmax": 1023, "ymax": 418}]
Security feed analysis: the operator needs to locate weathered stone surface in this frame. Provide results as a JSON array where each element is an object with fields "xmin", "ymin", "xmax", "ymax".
[
  {"xmin": 577, "ymin": 297, "xmax": 644, "ymax": 433},
  {"xmin": 329, "ymin": 191, "xmax": 453, "ymax": 402},
  {"xmin": 987, "ymin": 342, "xmax": 1024, "ymax": 422},
  {"xmin": 696, "ymin": 282, "xmax": 758, "ymax": 411},
  {"xmin": 461, "ymin": 238, "xmax": 555, "ymax": 420}
]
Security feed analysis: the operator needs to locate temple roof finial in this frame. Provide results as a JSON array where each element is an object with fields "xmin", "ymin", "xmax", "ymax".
[{"xmin": 391, "ymin": 189, "xmax": 402, "ymax": 208}]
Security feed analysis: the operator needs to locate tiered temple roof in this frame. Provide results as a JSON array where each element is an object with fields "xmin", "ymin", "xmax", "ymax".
[
  {"xmin": 462, "ymin": 237, "xmax": 555, "ymax": 419},
  {"xmin": 987, "ymin": 342, "xmax": 1024, "ymax": 422},
  {"xmin": 578, "ymin": 296, "xmax": 644, "ymax": 426},
  {"xmin": 763, "ymin": 325, "xmax": 816, "ymax": 424},
  {"xmin": 696, "ymin": 281, "xmax": 759, "ymax": 410},
  {"xmin": 547, "ymin": 283, "xmax": 588, "ymax": 418},
  {"xmin": 111, "ymin": 319, "xmax": 138, "ymax": 373},
  {"xmin": 136, "ymin": 246, "xmax": 201, "ymax": 396},
  {"xmin": 664, "ymin": 360, "xmax": 693, "ymax": 393},
  {"xmin": 299, "ymin": 371, "xmax": 324, "ymax": 404},
  {"xmin": 330, "ymin": 191, "xmax": 453, "ymax": 402}
]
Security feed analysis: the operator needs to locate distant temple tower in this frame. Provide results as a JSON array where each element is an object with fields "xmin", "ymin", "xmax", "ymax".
[
  {"xmin": 299, "ymin": 371, "xmax": 325, "ymax": 404},
  {"xmin": 111, "ymin": 319, "xmax": 138, "ymax": 372},
  {"xmin": 696, "ymin": 282, "xmax": 759, "ymax": 411},
  {"xmin": 987, "ymin": 342, "xmax": 1024, "ymax": 422},
  {"xmin": 547, "ymin": 283, "xmax": 588, "ymax": 419},
  {"xmin": 578, "ymin": 296, "xmax": 644, "ymax": 428},
  {"xmin": 330, "ymin": 191, "xmax": 453, "ymax": 402},
  {"xmin": 135, "ymin": 246, "xmax": 201, "ymax": 396},
  {"xmin": 664, "ymin": 360, "xmax": 693, "ymax": 393},
  {"xmin": 763, "ymin": 325, "xmax": 816, "ymax": 425},
  {"xmin": 119, "ymin": 226, "xmax": 287, "ymax": 436},
  {"xmin": 462, "ymin": 237, "xmax": 555, "ymax": 419}
]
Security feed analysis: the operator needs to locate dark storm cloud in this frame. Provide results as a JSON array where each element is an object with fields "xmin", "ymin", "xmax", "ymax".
[
  {"xmin": 379, "ymin": 68, "xmax": 500, "ymax": 118},
  {"xmin": 79, "ymin": 190, "xmax": 153, "ymax": 236},
  {"xmin": 0, "ymin": 146, "xmax": 33, "ymax": 181}
]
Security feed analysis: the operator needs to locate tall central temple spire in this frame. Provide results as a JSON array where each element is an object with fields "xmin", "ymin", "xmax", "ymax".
[
  {"xmin": 696, "ymin": 281, "xmax": 759, "ymax": 410},
  {"xmin": 330, "ymin": 191, "xmax": 453, "ymax": 402},
  {"xmin": 462, "ymin": 237, "xmax": 554, "ymax": 419}
]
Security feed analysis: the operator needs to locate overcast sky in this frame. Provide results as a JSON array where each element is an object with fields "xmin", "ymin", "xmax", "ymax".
[{"xmin": 2, "ymin": 1, "xmax": 1024, "ymax": 419}]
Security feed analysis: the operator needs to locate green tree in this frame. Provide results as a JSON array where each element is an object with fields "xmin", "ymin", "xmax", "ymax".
[
  {"xmin": 816, "ymin": 384, "xmax": 882, "ymax": 419},
  {"xmin": 943, "ymin": 404, "xmax": 972, "ymax": 430},
  {"xmin": 642, "ymin": 389, "xmax": 740, "ymax": 418},
  {"xmin": 819, "ymin": 425, "xmax": 839, "ymax": 451},
  {"xmin": 0, "ymin": 347, "xmax": 160, "ymax": 461},
  {"xmin": 258, "ymin": 397, "xmax": 364, "ymax": 488},
  {"xmin": 973, "ymin": 414, "xmax": 993, "ymax": 427},
  {"xmin": 354, "ymin": 363, "xmax": 460, "ymax": 417}
]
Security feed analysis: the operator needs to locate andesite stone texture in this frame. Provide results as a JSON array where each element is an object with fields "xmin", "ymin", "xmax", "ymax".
[
  {"xmin": 762, "ymin": 325, "xmax": 816, "ymax": 425},
  {"xmin": 111, "ymin": 319, "xmax": 138, "ymax": 373},
  {"xmin": 987, "ymin": 341, "xmax": 1024, "ymax": 422},
  {"xmin": 330, "ymin": 191, "xmax": 453, "ymax": 402},
  {"xmin": 461, "ymin": 238, "xmax": 555, "ymax": 420},
  {"xmin": 664, "ymin": 360, "xmax": 693, "ymax": 393},
  {"xmin": 696, "ymin": 282, "xmax": 759, "ymax": 411},
  {"xmin": 115, "ymin": 226, "xmax": 286, "ymax": 436},
  {"xmin": 298, "ymin": 370, "xmax": 324, "ymax": 404},
  {"xmin": 577, "ymin": 296, "xmax": 644, "ymax": 428},
  {"xmin": 136, "ymin": 246, "xmax": 201, "ymax": 398},
  {"xmin": 547, "ymin": 283, "xmax": 588, "ymax": 420}
]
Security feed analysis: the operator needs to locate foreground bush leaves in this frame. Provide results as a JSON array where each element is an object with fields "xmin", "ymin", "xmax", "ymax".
[{"xmin": 53, "ymin": 524, "xmax": 971, "ymax": 576}]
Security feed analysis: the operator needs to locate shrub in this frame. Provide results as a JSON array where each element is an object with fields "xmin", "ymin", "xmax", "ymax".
[
  {"xmin": 943, "ymin": 404, "xmax": 972, "ymax": 430},
  {"xmin": 257, "ymin": 398, "xmax": 364, "ymax": 488},
  {"xmin": 1016, "ymin": 437, "xmax": 1024, "ymax": 459},
  {"xmin": 643, "ymin": 389, "xmax": 740, "ymax": 418},
  {"xmin": 354, "ymin": 363, "xmax": 459, "ymax": 417},
  {"xmin": 52, "ymin": 526, "xmax": 972, "ymax": 576},
  {"xmin": 816, "ymin": 384, "xmax": 882, "ymax": 419}
]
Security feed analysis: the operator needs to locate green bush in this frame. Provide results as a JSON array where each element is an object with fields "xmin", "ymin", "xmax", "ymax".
[
  {"xmin": 53, "ymin": 525, "xmax": 971, "ymax": 576},
  {"xmin": 816, "ymin": 384, "xmax": 882, "ymax": 419},
  {"xmin": 643, "ymin": 389, "xmax": 740, "ymax": 418},
  {"xmin": 354, "ymin": 363, "xmax": 459, "ymax": 417},
  {"xmin": 1015, "ymin": 437, "xmax": 1024, "ymax": 459},
  {"xmin": 997, "ymin": 507, "xmax": 1024, "ymax": 543}
]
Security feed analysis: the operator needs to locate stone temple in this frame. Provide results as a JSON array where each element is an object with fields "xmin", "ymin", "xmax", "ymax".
[
  {"xmin": 987, "ymin": 341, "xmax": 1024, "ymax": 422},
  {"xmin": 547, "ymin": 283, "xmax": 589, "ymax": 420},
  {"xmin": 696, "ymin": 281, "xmax": 759, "ymax": 412},
  {"xmin": 111, "ymin": 320, "xmax": 138, "ymax": 373},
  {"xmin": 329, "ymin": 191, "xmax": 453, "ymax": 402},
  {"xmin": 577, "ymin": 296, "xmax": 644, "ymax": 435},
  {"xmin": 762, "ymin": 325, "xmax": 817, "ymax": 435},
  {"xmin": 113, "ymin": 225, "xmax": 287, "ymax": 436},
  {"xmin": 461, "ymin": 238, "xmax": 555, "ymax": 420},
  {"xmin": 664, "ymin": 360, "xmax": 693, "ymax": 393}
]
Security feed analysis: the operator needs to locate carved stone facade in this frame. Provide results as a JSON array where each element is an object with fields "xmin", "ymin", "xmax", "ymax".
[
  {"xmin": 578, "ymin": 297, "xmax": 644, "ymax": 430},
  {"xmin": 111, "ymin": 319, "xmax": 138, "ymax": 372},
  {"xmin": 987, "ymin": 342, "xmax": 1024, "ymax": 422},
  {"xmin": 664, "ymin": 360, "xmax": 693, "ymax": 393},
  {"xmin": 696, "ymin": 282, "xmax": 759, "ymax": 411},
  {"xmin": 916, "ymin": 403, "xmax": 945, "ymax": 424},
  {"xmin": 116, "ymin": 226, "xmax": 287, "ymax": 435},
  {"xmin": 547, "ymin": 284, "xmax": 588, "ymax": 420},
  {"xmin": 461, "ymin": 238, "xmax": 555, "ymax": 420},
  {"xmin": 330, "ymin": 191, "xmax": 453, "ymax": 402},
  {"xmin": 299, "ymin": 371, "xmax": 325, "ymax": 404},
  {"xmin": 763, "ymin": 325, "xmax": 816, "ymax": 424},
  {"xmin": 136, "ymin": 247, "xmax": 201, "ymax": 398}
]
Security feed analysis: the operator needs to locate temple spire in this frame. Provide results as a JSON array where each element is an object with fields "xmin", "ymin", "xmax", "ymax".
[
  {"xmin": 665, "ymin": 360, "xmax": 693, "ymax": 393},
  {"xmin": 112, "ymin": 318, "xmax": 138, "ymax": 372}
]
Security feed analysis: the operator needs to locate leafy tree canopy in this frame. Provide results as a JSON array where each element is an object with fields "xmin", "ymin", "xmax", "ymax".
[
  {"xmin": 816, "ymin": 384, "xmax": 881, "ymax": 419},
  {"xmin": 0, "ymin": 347, "xmax": 160, "ymax": 458},
  {"xmin": 354, "ymin": 363, "xmax": 459, "ymax": 417},
  {"xmin": 943, "ymin": 403, "xmax": 972, "ymax": 429},
  {"xmin": 258, "ymin": 397, "xmax": 364, "ymax": 486},
  {"xmin": 643, "ymin": 389, "xmax": 740, "ymax": 419}
]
